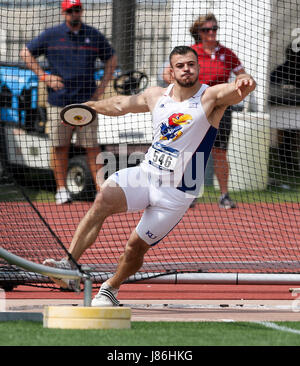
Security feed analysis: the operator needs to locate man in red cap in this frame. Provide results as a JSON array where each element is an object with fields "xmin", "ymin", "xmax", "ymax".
[
  {"xmin": 61, "ymin": 0, "xmax": 82, "ymax": 12},
  {"xmin": 20, "ymin": 0, "xmax": 117, "ymax": 204}
]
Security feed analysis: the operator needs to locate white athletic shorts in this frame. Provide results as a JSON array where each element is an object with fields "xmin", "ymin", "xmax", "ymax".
[{"xmin": 108, "ymin": 166, "xmax": 194, "ymax": 246}]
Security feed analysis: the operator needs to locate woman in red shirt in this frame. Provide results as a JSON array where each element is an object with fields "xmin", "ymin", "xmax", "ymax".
[{"xmin": 164, "ymin": 13, "xmax": 246, "ymax": 208}]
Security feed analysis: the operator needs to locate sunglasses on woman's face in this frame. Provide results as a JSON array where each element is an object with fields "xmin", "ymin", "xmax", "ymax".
[{"xmin": 199, "ymin": 26, "xmax": 219, "ymax": 33}]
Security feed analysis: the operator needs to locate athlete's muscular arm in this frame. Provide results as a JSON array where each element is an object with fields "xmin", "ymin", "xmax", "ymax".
[
  {"xmin": 85, "ymin": 93, "xmax": 149, "ymax": 116},
  {"xmin": 85, "ymin": 86, "xmax": 164, "ymax": 116},
  {"xmin": 201, "ymin": 73, "xmax": 256, "ymax": 128},
  {"xmin": 213, "ymin": 73, "xmax": 256, "ymax": 107}
]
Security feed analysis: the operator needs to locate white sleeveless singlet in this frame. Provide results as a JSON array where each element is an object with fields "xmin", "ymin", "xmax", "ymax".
[{"xmin": 141, "ymin": 83, "xmax": 218, "ymax": 195}]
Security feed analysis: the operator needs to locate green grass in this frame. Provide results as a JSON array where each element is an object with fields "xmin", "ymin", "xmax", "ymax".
[
  {"xmin": 1, "ymin": 182, "xmax": 300, "ymax": 205},
  {"xmin": 198, "ymin": 185, "xmax": 300, "ymax": 204},
  {"xmin": 1, "ymin": 321, "xmax": 300, "ymax": 346},
  {"xmin": 0, "ymin": 184, "xmax": 55, "ymax": 203}
]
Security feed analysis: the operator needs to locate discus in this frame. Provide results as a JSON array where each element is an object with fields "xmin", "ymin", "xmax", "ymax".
[{"xmin": 60, "ymin": 104, "xmax": 97, "ymax": 127}]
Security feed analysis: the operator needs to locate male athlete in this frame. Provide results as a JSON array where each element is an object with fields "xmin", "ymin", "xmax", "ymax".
[{"xmin": 44, "ymin": 46, "xmax": 256, "ymax": 306}]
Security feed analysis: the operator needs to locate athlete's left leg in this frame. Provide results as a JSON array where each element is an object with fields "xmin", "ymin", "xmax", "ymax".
[
  {"xmin": 106, "ymin": 230, "xmax": 150, "ymax": 290},
  {"xmin": 92, "ymin": 185, "xmax": 193, "ymax": 306}
]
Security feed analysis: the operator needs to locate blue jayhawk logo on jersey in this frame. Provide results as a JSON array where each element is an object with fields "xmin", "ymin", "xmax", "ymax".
[{"xmin": 160, "ymin": 113, "xmax": 192, "ymax": 141}]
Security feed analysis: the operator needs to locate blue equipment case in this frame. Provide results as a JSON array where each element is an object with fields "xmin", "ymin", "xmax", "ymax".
[{"xmin": 0, "ymin": 64, "xmax": 39, "ymax": 131}]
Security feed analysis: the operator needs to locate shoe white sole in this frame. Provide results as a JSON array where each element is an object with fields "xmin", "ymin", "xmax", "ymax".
[
  {"xmin": 219, "ymin": 204, "xmax": 231, "ymax": 209},
  {"xmin": 91, "ymin": 299, "xmax": 118, "ymax": 307},
  {"xmin": 43, "ymin": 258, "xmax": 80, "ymax": 291}
]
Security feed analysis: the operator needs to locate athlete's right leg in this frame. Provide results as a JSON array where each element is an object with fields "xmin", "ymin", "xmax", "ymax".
[
  {"xmin": 67, "ymin": 179, "xmax": 128, "ymax": 261},
  {"xmin": 43, "ymin": 179, "xmax": 128, "ymax": 289}
]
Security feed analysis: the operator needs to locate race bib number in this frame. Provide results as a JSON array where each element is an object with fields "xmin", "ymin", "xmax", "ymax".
[{"xmin": 148, "ymin": 142, "xmax": 179, "ymax": 171}]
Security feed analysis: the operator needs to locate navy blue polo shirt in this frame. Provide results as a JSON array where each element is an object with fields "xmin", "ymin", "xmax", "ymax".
[{"xmin": 26, "ymin": 22, "xmax": 115, "ymax": 107}]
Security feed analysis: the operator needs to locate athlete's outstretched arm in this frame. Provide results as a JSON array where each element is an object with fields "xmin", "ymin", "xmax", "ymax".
[
  {"xmin": 208, "ymin": 73, "xmax": 256, "ymax": 107},
  {"xmin": 85, "ymin": 90, "xmax": 150, "ymax": 116}
]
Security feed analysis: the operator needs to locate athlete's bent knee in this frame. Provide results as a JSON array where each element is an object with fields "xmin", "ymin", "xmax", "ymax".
[{"xmin": 125, "ymin": 237, "xmax": 149, "ymax": 260}]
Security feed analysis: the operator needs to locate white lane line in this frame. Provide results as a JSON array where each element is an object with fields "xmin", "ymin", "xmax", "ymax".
[{"xmin": 255, "ymin": 321, "xmax": 300, "ymax": 335}]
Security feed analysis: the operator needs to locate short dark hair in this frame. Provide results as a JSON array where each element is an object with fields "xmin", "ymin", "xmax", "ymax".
[{"xmin": 169, "ymin": 46, "xmax": 198, "ymax": 66}]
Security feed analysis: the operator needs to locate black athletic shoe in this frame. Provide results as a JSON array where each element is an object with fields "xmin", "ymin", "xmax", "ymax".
[{"xmin": 218, "ymin": 193, "xmax": 237, "ymax": 209}]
